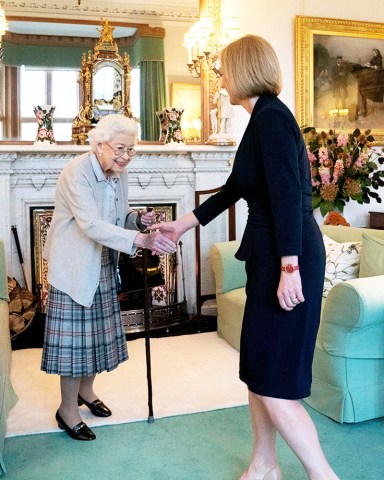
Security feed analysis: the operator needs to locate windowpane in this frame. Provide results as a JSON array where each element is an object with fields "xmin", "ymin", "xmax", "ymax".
[
  {"xmin": 53, "ymin": 122, "xmax": 73, "ymax": 142},
  {"xmin": 52, "ymin": 70, "xmax": 79, "ymax": 118},
  {"xmin": 21, "ymin": 122, "xmax": 38, "ymax": 141},
  {"xmin": 20, "ymin": 69, "xmax": 46, "ymax": 116},
  {"xmin": 19, "ymin": 67, "xmax": 79, "ymax": 141}
]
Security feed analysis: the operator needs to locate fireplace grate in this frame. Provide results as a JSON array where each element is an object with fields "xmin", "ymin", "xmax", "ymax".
[{"xmin": 121, "ymin": 300, "xmax": 188, "ymax": 334}]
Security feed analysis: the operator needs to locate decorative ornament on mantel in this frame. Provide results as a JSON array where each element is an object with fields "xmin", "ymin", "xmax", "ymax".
[
  {"xmin": 156, "ymin": 110, "xmax": 169, "ymax": 143},
  {"xmin": 303, "ymin": 127, "xmax": 384, "ymax": 218},
  {"xmin": 156, "ymin": 107, "xmax": 185, "ymax": 145},
  {"xmin": 33, "ymin": 105, "xmax": 56, "ymax": 145},
  {"xmin": 207, "ymin": 86, "xmax": 236, "ymax": 146}
]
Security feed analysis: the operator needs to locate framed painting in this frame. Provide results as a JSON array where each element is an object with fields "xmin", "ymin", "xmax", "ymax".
[
  {"xmin": 296, "ymin": 16, "xmax": 384, "ymax": 143},
  {"xmin": 171, "ymin": 82, "xmax": 201, "ymax": 142}
]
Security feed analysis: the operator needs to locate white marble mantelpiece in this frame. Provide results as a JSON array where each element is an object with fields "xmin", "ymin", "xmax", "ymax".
[{"xmin": 0, "ymin": 143, "xmax": 244, "ymax": 313}]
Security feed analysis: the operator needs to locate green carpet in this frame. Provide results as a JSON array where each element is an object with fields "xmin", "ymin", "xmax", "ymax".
[{"xmin": 3, "ymin": 404, "xmax": 384, "ymax": 479}]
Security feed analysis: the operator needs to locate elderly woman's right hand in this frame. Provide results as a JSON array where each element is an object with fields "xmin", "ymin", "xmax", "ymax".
[{"xmin": 134, "ymin": 232, "xmax": 176, "ymax": 255}]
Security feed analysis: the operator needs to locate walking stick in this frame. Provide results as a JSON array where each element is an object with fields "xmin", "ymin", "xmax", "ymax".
[
  {"xmin": 142, "ymin": 246, "xmax": 155, "ymax": 423},
  {"xmin": 178, "ymin": 241, "xmax": 186, "ymax": 304}
]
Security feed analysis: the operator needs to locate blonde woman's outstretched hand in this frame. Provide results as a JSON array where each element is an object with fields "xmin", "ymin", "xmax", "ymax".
[
  {"xmin": 148, "ymin": 212, "xmax": 200, "ymax": 244},
  {"xmin": 134, "ymin": 231, "xmax": 176, "ymax": 256},
  {"xmin": 148, "ymin": 221, "xmax": 183, "ymax": 245}
]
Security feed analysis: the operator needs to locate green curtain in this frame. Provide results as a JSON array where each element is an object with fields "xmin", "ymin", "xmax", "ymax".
[{"xmin": 140, "ymin": 61, "xmax": 167, "ymax": 142}]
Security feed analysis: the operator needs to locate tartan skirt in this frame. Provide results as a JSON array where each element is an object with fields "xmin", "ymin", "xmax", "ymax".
[{"xmin": 41, "ymin": 247, "xmax": 128, "ymax": 377}]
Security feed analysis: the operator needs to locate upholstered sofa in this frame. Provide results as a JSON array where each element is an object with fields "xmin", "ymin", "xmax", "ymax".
[
  {"xmin": 209, "ymin": 225, "xmax": 384, "ymax": 423},
  {"xmin": 0, "ymin": 240, "xmax": 18, "ymax": 476}
]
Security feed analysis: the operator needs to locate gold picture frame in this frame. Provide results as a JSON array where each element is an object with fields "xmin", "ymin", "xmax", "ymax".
[
  {"xmin": 171, "ymin": 82, "xmax": 201, "ymax": 142},
  {"xmin": 296, "ymin": 16, "xmax": 384, "ymax": 143},
  {"xmin": 31, "ymin": 207, "xmax": 54, "ymax": 313}
]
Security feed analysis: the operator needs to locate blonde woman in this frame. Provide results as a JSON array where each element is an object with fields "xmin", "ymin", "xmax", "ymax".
[
  {"xmin": 152, "ymin": 36, "xmax": 340, "ymax": 480},
  {"xmin": 42, "ymin": 114, "xmax": 176, "ymax": 441}
]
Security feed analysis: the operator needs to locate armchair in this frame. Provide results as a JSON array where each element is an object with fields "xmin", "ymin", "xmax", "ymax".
[
  {"xmin": 0, "ymin": 240, "xmax": 18, "ymax": 475},
  {"xmin": 209, "ymin": 225, "xmax": 384, "ymax": 423}
]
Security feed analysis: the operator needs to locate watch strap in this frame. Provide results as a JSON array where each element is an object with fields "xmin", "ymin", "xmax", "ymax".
[{"xmin": 281, "ymin": 264, "xmax": 299, "ymax": 274}]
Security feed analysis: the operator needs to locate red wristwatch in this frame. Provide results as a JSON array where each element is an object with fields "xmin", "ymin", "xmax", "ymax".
[{"xmin": 281, "ymin": 264, "xmax": 299, "ymax": 274}]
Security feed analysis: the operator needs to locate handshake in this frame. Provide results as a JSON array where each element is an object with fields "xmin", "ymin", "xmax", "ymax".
[
  {"xmin": 145, "ymin": 219, "xmax": 182, "ymax": 256},
  {"xmin": 135, "ymin": 211, "xmax": 198, "ymax": 256}
]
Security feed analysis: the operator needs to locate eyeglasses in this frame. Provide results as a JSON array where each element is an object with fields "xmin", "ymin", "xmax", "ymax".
[{"xmin": 106, "ymin": 143, "xmax": 136, "ymax": 157}]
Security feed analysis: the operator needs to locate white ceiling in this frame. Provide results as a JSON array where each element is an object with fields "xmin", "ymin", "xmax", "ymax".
[{"xmin": 3, "ymin": 0, "xmax": 200, "ymax": 31}]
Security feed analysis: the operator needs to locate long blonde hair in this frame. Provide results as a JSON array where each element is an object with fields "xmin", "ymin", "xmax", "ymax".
[{"xmin": 220, "ymin": 35, "xmax": 282, "ymax": 100}]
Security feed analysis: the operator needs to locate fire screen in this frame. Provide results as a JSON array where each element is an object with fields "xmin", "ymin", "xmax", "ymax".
[{"xmin": 30, "ymin": 204, "xmax": 182, "ymax": 324}]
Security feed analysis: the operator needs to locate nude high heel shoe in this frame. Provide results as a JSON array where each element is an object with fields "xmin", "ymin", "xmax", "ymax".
[{"xmin": 264, "ymin": 466, "xmax": 282, "ymax": 480}]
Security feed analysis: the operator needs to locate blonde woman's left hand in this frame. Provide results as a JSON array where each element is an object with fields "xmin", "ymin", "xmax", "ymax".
[{"xmin": 277, "ymin": 271, "xmax": 305, "ymax": 311}]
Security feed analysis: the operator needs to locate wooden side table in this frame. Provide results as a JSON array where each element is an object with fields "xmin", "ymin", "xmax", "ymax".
[{"xmin": 369, "ymin": 211, "xmax": 384, "ymax": 230}]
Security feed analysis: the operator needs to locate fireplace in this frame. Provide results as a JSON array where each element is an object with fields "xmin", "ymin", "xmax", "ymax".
[{"xmin": 30, "ymin": 203, "xmax": 188, "ymax": 333}]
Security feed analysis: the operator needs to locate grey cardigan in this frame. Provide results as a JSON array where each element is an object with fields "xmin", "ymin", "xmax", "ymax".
[{"xmin": 44, "ymin": 151, "xmax": 140, "ymax": 307}]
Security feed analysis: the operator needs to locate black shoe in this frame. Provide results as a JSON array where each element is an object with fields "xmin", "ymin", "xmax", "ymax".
[
  {"xmin": 78, "ymin": 394, "xmax": 112, "ymax": 417},
  {"xmin": 56, "ymin": 410, "xmax": 96, "ymax": 441}
]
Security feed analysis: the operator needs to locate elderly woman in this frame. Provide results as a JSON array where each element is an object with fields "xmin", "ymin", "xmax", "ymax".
[
  {"xmin": 152, "ymin": 36, "xmax": 339, "ymax": 480},
  {"xmin": 41, "ymin": 114, "xmax": 176, "ymax": 441}
]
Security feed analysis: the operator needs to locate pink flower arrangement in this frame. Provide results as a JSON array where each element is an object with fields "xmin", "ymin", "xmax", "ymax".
[{"xmin": 303, "ymin": 127, "xmax": 384, "ymax": 216}]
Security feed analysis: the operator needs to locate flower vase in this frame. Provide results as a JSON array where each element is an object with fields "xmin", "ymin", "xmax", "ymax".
[
  {"xmin": 165, "ymin": 107, "xmax": 185, "ymax": 144},
  {"xmin": 33, "ymin": 105, "xmax": 56, "ymax": 145},
  {"xmin": 156, "ymin": 110, "xmax": 169, "ymax": 143}
]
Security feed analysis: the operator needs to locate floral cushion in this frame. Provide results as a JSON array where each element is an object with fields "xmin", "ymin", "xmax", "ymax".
[{"xmin": 323, "ymin": 234, "xmax": 362, "ymax": 298}]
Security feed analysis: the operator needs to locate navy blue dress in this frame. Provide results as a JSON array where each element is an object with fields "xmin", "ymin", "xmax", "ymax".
[{"xmin": 194, "ymin": 95, "xmax": 325, "ymax": 400}]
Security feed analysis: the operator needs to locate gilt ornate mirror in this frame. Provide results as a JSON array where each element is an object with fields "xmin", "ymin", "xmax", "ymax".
[
  {"xmin": 93, "ymin": 63, "xmax": 123, "ymax": 113},
  {"xmin": 0, "ymin": 3, "xmax": 199, "ymax": 144}
]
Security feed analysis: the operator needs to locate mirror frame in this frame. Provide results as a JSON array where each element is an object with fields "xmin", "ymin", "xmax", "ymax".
[
  {"xmin": 199, "ymin": 0, "xmax": 221, "ymax": 144},
  {"xmin": 0, "ymin": 2, "xmax": 216, "ymax": 145}
]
